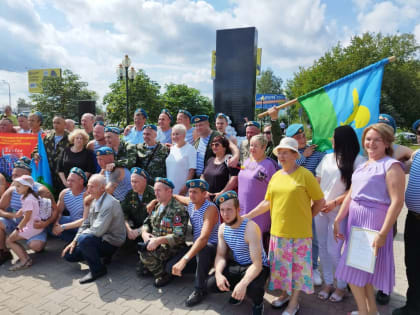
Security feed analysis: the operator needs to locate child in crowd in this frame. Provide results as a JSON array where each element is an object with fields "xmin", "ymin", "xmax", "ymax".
[{"xmin": 6, "ymin": 175, "xmax": 43, "ymax": 271}]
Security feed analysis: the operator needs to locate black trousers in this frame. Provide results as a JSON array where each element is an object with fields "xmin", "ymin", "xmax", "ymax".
[
  {"xmin": 207, "ymin": 261, "xmax": 269, "ymax": 305},
  {"xmin": 165, "ymin": 243, "xmax": 217, "ymax": 291},
  {"xmin": 404, "ymin": 211, "xmax": 420, "ymax": 312}
]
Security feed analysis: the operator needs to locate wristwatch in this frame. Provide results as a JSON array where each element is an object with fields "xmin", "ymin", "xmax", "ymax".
[
  {"xmin": 183, "ymin": 254, "xmax": 190, "ymax": 261},
  {"xmin": 61, "ymin": 224, "xmax": 66, "ymax": 230}
]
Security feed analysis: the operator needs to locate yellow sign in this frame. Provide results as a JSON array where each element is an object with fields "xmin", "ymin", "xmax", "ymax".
[
  {"xmin": 28, "ymin": 68, "xmax": 61, "ymax": 93},
  {"xmin": 211, "ymin": 50, "xmax": 216, "ymax": 80},
  {"xmin": 256, "ymin": 48, "xmax": 262, "ymax": 76}
]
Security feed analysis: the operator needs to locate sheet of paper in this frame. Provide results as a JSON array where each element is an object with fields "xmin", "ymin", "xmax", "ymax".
[{"xmin": 345, "ymin": 226, "xmax": 378, "ymax": 274}]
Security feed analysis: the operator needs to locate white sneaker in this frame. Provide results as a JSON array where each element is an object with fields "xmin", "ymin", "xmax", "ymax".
[{"xmin": 313, "ymin": 269, "xmax": 322, "ymax": 286}]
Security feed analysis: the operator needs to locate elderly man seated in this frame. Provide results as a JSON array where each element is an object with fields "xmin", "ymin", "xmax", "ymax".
[{"xmin": 62, "ymin": 174, "xmax": 126, "ymax": 284}]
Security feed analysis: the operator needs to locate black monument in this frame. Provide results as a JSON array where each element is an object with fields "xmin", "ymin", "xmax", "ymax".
[{"xmin": 213, "ymin": 27, "xmax": 258, "ymax": 136}]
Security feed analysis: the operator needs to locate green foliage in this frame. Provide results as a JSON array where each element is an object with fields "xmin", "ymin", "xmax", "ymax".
[
  {"xmin": 103, "ymin": 69, "xmax": 161, "ymax": 125},
  {"xmin": 29, "ymin": 69, "xmax": 97, "ymax": 128},
  {"xmin": 256, "ymin": 68, "xmax": 283, "ymax": 94},
  {"xmin": 286, "ymin": 32, "xmax": 420, "ymax": 129},
  {"xmin": 161, "ymin": 83, "xmax": 213, "ymax": 120}
]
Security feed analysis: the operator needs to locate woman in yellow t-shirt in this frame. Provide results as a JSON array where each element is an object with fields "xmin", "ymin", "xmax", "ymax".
[{"xmin": 245, "ymin": 137, "xmax": 325, "ymax": 315}]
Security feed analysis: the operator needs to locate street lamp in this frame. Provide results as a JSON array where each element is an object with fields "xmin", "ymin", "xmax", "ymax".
[
  {"xmin": 0, "ymin": 80, "xmax": 11, "ymax": 108},
  {"xmin": 117, "ymin": 55, "xmax": 137, "ymax": 125}
]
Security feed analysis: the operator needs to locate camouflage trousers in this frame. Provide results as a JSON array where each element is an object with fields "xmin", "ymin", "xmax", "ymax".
[{"xmin": 139, "ymin": 245, "xmax": 179, "ymax": 278}]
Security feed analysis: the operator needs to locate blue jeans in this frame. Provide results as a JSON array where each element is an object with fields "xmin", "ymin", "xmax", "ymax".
[
  {"xmin": 64, "ymin": 234, "xmax": 117, "ymax": 274},
  {"xmin": 312, "ymin": 219, "xmax": 319, "ymax": 270},
  {"xmin": 57, "ymin": 216, "xmax": 79, "ymax": 242}
]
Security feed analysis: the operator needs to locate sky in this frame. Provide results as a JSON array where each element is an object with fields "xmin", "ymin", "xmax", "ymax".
[{"xmin": 0, "ymin": 0, "xmax": 419, "ymax": 111}]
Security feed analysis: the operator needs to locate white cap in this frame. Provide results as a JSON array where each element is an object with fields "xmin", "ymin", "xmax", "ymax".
[
  {"xmin": 273, "ymin": 137, "xmax": 301, "ymax": 158},
  {"xmin": 14, "ymin": 175, "xmax": 34, "ymax": 189}
]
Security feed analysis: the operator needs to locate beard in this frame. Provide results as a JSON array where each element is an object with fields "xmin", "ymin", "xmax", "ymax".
[{"xmin": 224, "ymin": 216, "xmax": 238, "ymax": 226}]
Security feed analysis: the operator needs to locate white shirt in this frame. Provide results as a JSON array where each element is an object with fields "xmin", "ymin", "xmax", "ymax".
[
  {"xmin": 165, "ymin": 142, "xmax": 197, "ymax": 194},
  {"xmin": 316, "ymin": 153, "xmax": 366, "ymax": 210}
]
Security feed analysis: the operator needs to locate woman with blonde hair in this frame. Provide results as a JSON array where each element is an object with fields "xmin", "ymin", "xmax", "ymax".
[
  {"xmin": 334, "ymin": 123, "xmax": 405, "ymax": 315},
  {"xmin": 58, "ymin": 129, "xmax": 96, "ymax": 190}
]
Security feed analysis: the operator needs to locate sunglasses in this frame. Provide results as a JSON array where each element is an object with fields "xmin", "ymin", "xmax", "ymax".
[
  {"xmin": 211, "ymin": 142, "xmax": 221, "ymax": 147},
  {"xmin": 263, "ymin": 131, "xmax": 271, "ymax": 135}
]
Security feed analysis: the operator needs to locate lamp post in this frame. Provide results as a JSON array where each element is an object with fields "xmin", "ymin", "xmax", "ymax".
[
  {"xmin": 117, "ymin": 55, "xmax": 136, "ymax": 125},
  {"xmin": 0, "ymin": 80, "xmax": 11, "ymax": 108}
]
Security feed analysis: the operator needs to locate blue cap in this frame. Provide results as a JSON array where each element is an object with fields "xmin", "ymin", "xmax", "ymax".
[
  {"xmin": 154, "ymin": 177, "xmax": 174, "ymax": 189},
  {"xmin": 130, "ymin": 167, "xmax": 149, "ymax": 180},
  {"xmin": 142, "ymin": 124, "xmax": 157, "ymax": 131},
  {"xmin": 70, "ymin": 167, "xmax": 87, "ymax": 184},
  {"xmin": 216, "ymin": 113, "xmax": 228, "ymax": 121},
  {"xmin": 378, "ymin": 113, "xmax": 396, "ymax": 132},
  {"xmin": 95, "ymin": 146, "xmax": 114, "ymax": 156},
  {"xmin": 178, "ymin": 109, "xmax": 192, "ymax": 121},
  {"xmin": 104, "ymin": 126, "xmax": 121, "ymax": 134},
  {"xmin": 285, "ymin": 123, "xmax": 304, "ymax": 137},
  {"xmin": 192, "ymin": 115, "xmax": 209, "ymax": 124},
  {"xmin": 186, "ymin": 179, "xmax": 209, "ymax": 191},
  {"xmin": 161, "ymin": 109, "xmax": 173, "ymax": 121},
  {"xmin": 13, "ymin": 160, "xmax": 31, "ymax": 171},
  {"xmin": 215, "ymin": 190, "xmax": 238, "ymax": 206},
  {"xmin": 135, "ymin": 108, "xmax": 148, "ymax": 119},
  {"xmin": 412, "ymin": 119, "xmax": 420, "ymax": 132},
  {"xmin": 244, "ymin": 121, "xmax": 261, "ymax": 129}
]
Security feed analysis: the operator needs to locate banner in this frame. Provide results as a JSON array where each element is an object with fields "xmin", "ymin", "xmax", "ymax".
[
  {"xmin": 28, "ymin": 68, "xmax": 62, "ymax": 93},
  {"xmin": 0, "ymin": 133, "xmax": 38, "ymax": 179}
]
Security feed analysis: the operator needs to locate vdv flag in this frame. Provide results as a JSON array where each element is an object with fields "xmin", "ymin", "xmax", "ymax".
[
  {"xmin": 298, "ymin": 58, "xmax": 389, "ymax": 152},
  {"xmin": 31, "ymin": 132, "xmax": 53, "ymax": 192}
]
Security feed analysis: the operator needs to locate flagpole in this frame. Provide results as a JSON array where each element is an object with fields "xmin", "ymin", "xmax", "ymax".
[{"xmin": 257, "ymin": 56, "xmax": 396, "ymax": 119}]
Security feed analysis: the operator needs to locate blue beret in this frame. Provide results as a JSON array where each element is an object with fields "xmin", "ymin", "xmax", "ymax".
[
  {"xmin": 286, "ymin": 124, "xmax": 304, "ymax": 137},
  {"xmin": 94, "ymin": 121, "xmax": 105, "ymax": 127},
  {"xmin": 13, "ymin": 160, "xmax": 32, "ymax": 171},
  {"xmin": 130, "ymin": 167, "xmax": 149, "ymax": 180},
  {"xmin": 186, "ymin": 179, "xmax": 209, "ymax": 191},
  {"xmin": 178, "ymin": 109, "xmax": 192, "ymax": 120},
  {"xmin": 19, "ymin": 156, "xmax": 31, "ymax": 165},
  {"xmin": 104, "ymin": 126, "xmax": 121, "ymax": 134},
  {"xmin": 216, "ymin": 113, "xmax": 228, "ymax": 121},
  {"xmin": 378, "ymin": 113, "xmax": 396, "ymax": 132},
  {"xmin": 33, "ymin": 111, "xmax": 43, "ymax": 123},
  {"xmin": 154, "ymin": 177, "xmax": 174, "ymax": 189},
  {"xmin": 95, "ymin": 146, "xmax": 114, "ymax": 156},
  {"xmin": 192, "ymin": 115, "xmax": 209, "ymax": 124},
  {"xmin": 215, "ymin": 190, "xmax": 238, "ymax": 206},
  {"xmin": 142, "ymin": 124, "xmax": 157, "ymax": 131},
  {"xmin": 161, "ymin": 109, "xmax": 173, "ymax": 121},
  {"xmin": 135, "ymin": 108, "xmax": 148, "ymax": 119},
  {"xmin": 70, "ymin": 167, "xmax": 87, "ymax": 184},
  {"xmin": 412, "ymin": 119, "xmax": 420, "ymax": 132},
  {"xmin": 244, "ymin": 121, "xmax": 261, "ymax": 129}
]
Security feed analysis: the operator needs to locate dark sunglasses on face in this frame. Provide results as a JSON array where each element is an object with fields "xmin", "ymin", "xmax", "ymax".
[
  {"xmin": 211, "ymin": 142, "xmax": 221, "ymax": 147},
  {"xmin": 263, "ymin": 131, "xmax": 271, "ymax": 135}
]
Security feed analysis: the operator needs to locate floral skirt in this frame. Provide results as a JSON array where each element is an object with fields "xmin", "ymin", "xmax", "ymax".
[{"xmin": 268, "ymin": 236, "xmax": 313, "ymax": 295}]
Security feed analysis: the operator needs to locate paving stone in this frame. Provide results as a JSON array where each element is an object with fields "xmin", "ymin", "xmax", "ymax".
[{"xmin": 38, "ymin": 301, "xmax": 68, "ymax": 314}]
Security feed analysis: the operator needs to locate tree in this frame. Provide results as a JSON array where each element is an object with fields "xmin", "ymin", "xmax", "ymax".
[
  {"xmin": 286, "ymin": 32, "xmax": 420, "ymax": 128},
  {"xmin": 256, "ymin": 68, "xmax": 283, "ymax": 95},
  {"xmin": 30, "ymin": 69, "xmax": 97, "ymax": 128},
  {"xmin": 161, "ymin": 84, "xmax": 213, "ymax": 120},
  {"xmin": 103, "ymin": 69, "xmax": 161, "ymax": 125}
]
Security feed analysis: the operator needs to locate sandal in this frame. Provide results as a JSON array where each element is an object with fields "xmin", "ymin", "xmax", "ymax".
[
  {"xmin": 329, "ymin": 288, "xmax": 346, "ymax": 302},
  {"xmin": 271, "ymin": 295, "xmax": 290, "ymax": 308},
  {"xmin": 9, "ymin": 258, "xmax": 32, "ymax": 271},
  {"xmin": 317, "ymin": 285, "xmax": 333, "ymax": 300}
]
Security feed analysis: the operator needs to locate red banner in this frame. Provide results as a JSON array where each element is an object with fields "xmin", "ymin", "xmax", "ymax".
[{"xmin": 0, "ymin": 133, "xmax": 38, "ymax": 158}]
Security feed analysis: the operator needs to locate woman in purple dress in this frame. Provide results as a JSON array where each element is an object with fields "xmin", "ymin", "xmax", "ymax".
[
  {"xmin": 334, "ymin": 123, "xmax": 405, "ymax": 315},
  {"xmin": 238, "ymin": 134, "xmax": 278, "ymax": 251}
]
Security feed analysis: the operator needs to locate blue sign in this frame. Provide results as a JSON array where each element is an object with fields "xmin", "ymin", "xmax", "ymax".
[{"xmin": 255, "ymin": 94, "xmax": 286, "ymax": 109}]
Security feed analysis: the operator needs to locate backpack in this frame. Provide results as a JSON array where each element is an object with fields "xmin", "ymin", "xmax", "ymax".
[{"xmin": 38, "ymin": 197, "xmax": 52, "ymax": 221}]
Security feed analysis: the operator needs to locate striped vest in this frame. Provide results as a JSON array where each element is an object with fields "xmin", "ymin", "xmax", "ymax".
[
  {"xmin": 187, "ymin": 199, "xmax": 219, "ymax": 245},
  {"xmin": 63, "ymin": 188, "xmax": 85, "ymax": 221}
]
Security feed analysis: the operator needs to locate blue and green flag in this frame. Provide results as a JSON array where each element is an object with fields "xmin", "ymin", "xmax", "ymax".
[
  {"xmin": 298, "ymin": 58, "xmax": 389, "ymax": 151},
  {"xmin": 30, "ymin": 132, "xmax": 53, "ymax": 192}
]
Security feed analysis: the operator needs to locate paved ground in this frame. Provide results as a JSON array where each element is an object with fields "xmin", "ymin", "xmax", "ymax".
[{"xmin": 0, "ymin": 208, "xmax": 408, "ymax": 315}]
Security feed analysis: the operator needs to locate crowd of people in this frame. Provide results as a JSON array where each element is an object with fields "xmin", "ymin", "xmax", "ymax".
[{"xmin": 0, "ymin": 105, "xmax": 419, "ymax": 315}]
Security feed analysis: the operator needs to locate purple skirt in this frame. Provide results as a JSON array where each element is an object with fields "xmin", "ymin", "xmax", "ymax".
[{"xmin": 335, "ymin": 200, "xmax": 395, "ymax": 294}]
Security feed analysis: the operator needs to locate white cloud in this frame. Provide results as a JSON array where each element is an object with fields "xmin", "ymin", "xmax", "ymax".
[{"xmin": 414, "ymin": 24, "xmax": 420, "ymax": 44}]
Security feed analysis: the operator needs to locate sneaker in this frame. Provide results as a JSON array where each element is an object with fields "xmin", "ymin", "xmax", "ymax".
[
  {"xmin": 0, "ymin": 250, "xmax": 13, "ymax": 265},
  {"xmin": 252, "ymin": 303, "xmax": 264, "ymax": 315},
  {"xmin": 376, "ymin": 290, "xmax": 391, "ymax": 305},
  {"xmin": 185, "ymin": 289, "xmax": 207, "ymax": 307},
  {"xmin": 313, "ymin": 269, "xmax": 322, "ymax": 286},
  {"xmin": 228, "ymin": 296, "xmax": 243, "ymax": 306}
]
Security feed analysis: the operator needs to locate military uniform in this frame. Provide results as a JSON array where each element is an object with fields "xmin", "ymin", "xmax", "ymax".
[
  {"xmin": 114, "ymin": 140, "xmax": 137, "ymax": 170},
  {"xmin": 120, "ymin": 184, "xmax": 155, "ymax": 229},
  {"xmin": 139, "ymin": 197, "xmax": 189, "ymax": 277},
  {"xmin": 135, "ymin": 142, "xmax": 169, "ymax": 185}
]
